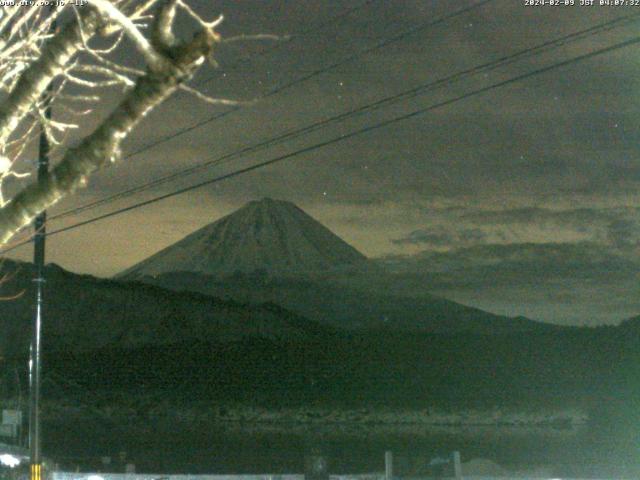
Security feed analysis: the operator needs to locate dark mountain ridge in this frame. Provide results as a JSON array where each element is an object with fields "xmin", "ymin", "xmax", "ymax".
[
  {"xmin": 140, "ymin": 270, "xmax": 554, "ymax": 334},
  {"xmin": 0, "ymin": 259, "xmax": 333, "ymax": 358}
]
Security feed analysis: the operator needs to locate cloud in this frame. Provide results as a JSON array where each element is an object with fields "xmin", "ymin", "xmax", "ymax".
[
  {"xmin": 428, "ymin": 242, "xmax": 635, "ymax": 278},
  {"xmin": 390, "ymin": 204, "xmax": 640, "ymax": 254},
  {"xmin": 383, "ymin": 199, "xmax": 640, "ymax": 325},
  {"xmin": 607, "ymin": 218, "xmax": 640, "ymax": 249},
  {"xmin": 380, "ymin": 241, "xmax": 640, "ymax": 324},
  {"xmin": 392, "ymin": 227, "xmax": 486, "ymax": 247}
]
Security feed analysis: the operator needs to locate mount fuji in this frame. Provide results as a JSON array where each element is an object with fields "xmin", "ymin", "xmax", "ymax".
[
  {"xmin": 116, "ymin": 198, "xmax": 552, "ymax": 334},
  {"xmin": 119, "ymin": 198, "xmax": 370, "ymax": 279}
]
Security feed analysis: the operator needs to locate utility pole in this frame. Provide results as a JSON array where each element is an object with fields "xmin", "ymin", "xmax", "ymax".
[
  {"xmin": 29, "ymin": 11, "xmax": 55, "ymax": 480},
  {"xmin": 29, "ymin": 99, "xmax": 50, "ymax": 480}
]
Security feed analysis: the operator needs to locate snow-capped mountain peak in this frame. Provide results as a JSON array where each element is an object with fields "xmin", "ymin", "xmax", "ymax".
[{"xmin": 118, "ymin": 198, "xmax": 368, "ymax": 278}]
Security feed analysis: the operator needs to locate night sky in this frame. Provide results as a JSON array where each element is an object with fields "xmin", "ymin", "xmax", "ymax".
[{"xmin": 5, "ymin": 0, "xmax": 640, "ymax": 325}]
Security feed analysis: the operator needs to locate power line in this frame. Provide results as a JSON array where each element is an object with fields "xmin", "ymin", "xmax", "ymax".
[
  {"xmin": 106, "ymin": 1, "xmax": 496, "ymax": 160},
  {"xmin": 2, "ymin": 33, "xmax": 636, "ymax": 253},
  {"xmin": 50, "ymin": 9, "xmax": 640, "ymax": 221},
  {"xmin": 51, "ymin": 0, "xmax": 496, "ymax": 221},
  {"xmin": 191, "ymin": 0, "xmax": 379, "ymax": 85},
  {"xmin": 158, "ymin": 0, "xmax": 381, "ymax": 91}
]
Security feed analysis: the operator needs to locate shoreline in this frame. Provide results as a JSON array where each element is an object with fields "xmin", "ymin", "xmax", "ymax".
[{"xmin": 39, "ymin": 401, "xmax": 588, "ymax": 437}]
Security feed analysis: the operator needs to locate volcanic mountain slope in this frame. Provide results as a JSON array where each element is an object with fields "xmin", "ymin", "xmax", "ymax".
[
  {"xmin": 116, "ymin": 198, "xmax": 552, "ymax": 334},
  {"xmin": 118, "ymin": 198, "xmax": 370, "ymax": 279},
  {"xmin": 0, "ymin": 259, "xmax": 332, "ymax": 358},
  {"xmin": 141, "ymin": 271, "xmax": 553, "ymax": 334}
]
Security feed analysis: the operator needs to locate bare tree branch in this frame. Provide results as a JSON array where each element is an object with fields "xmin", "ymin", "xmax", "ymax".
[
  {"xmin": 87, "ymin": 0, "xmax": 166, "ymax": 70},
  {"xmin": 0, "ymin": 8, "xmax": 103, "ymax": 146},
  {"xmin": 0, "ymin": 6, "xmax": 219, "ymax": 244}
]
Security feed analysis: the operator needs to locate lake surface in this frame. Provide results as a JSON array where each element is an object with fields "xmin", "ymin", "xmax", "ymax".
[{"xmin": 42, "ymin": 418, "xmax": 638, "ymax": 478}]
